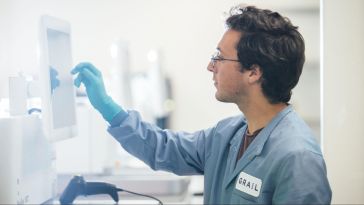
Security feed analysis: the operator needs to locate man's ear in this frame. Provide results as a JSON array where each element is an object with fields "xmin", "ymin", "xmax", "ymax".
[{"xmin": 248, "ymin": 64, "xmax": 262, "ymax": 83}]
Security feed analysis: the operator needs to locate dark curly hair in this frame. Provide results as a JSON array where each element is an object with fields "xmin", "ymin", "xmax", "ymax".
[{"xmin": 226, "ymin": 5, "xmax": 305, "ymax": 104}]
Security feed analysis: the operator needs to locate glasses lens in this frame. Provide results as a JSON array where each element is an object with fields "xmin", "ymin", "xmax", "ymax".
[
  {"xmin": 211, "ymin": 54, "xmax": 217, "ymax": 67},
  {"xmin": 212, "ymin": 51, "xmax": 219, "ymax": 59},
  {"xmin": 211, "ymin": 51, "xmax": 221, "ymax": 67}
]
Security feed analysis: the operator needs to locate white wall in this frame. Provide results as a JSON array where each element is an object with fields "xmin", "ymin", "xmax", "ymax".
[
  {"xmin": 323, "ymin": 0, "xmax": 364, "ymax": 203},
  {"xmin": 0, "ymin": 0, "xmax": 320, "ymax": 132}
]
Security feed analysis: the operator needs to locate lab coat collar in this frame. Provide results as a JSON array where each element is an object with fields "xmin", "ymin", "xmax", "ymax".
[
  {"xmin": 223, "ymin": 105, "xmax": 293, "ymax": 189},
  {"xmin": 229, "ymin": 116, "xmax": 247, "ymax": 146}
]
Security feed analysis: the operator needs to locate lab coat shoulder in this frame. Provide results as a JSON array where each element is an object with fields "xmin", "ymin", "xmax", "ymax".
[
  {"xmin": 266, "ymin": 111, "xmax": 332, "ymax": 204},
  {"xmin": 268, "ymin": 110, "xmax": 322, "ymax": 156}
]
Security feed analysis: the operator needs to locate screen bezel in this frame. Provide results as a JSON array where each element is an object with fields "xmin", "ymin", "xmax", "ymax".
[{"xmin": 39, "ymin": 15, "xmax": 77, "ymax": 142}]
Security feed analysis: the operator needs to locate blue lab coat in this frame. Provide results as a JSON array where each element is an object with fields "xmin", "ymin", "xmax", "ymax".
[{"xmin": 108, "ymin": 105, "xmax": 332, "ymax": 204}]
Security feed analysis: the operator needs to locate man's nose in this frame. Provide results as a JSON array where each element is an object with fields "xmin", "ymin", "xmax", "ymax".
[{"xmin": 207, "ymin": 61, "xmax": 214, "ymax": 72}]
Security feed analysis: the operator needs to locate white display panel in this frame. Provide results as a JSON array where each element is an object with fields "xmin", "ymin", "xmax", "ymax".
[{"xmin": 39, "ymin": 15, "xmax": 77, "ymax": 142}]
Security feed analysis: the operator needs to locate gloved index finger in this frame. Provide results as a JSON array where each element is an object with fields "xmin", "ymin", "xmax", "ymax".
[
  {"xmin": 71, "ymin": 62, "xmax": 101, "ymax": 77},
  {"xmin": 70, "ymin": 63, "xmax": 86, "ymax": 74}
]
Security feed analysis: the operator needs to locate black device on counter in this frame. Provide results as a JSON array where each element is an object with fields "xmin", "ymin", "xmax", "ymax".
[
  {"xmin": 59, "ymin": 175, "xmax": 163, "ymax": 205},
  {"xmin": 59, "ymin": 175, "xmax": 119, "ymax": 204}
]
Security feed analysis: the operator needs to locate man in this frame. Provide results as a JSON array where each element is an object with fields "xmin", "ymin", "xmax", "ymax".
[{"xmin": 71, "ymin": 5, "xmax": 332, "ymax": 204}]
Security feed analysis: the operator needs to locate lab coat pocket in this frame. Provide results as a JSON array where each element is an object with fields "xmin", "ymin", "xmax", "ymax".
[
  {"xmin": 232, "ymin": 188, "xmax": 259, "ymax": 203},
  {"xmin": 232, "ymin": 189, "xmax": 272, "ymax": 204}
]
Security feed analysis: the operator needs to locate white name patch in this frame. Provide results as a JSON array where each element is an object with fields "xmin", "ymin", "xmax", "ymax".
[{"xmin": 235, "ymin": 172, "xmax": 262, "ymax": 197}]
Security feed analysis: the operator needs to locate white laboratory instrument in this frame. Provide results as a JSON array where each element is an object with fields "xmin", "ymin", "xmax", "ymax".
[
  {"xmin": 0, "ymin": 114, "xmax": 56, "ymax": 204},
  {"xmin": 0, "ymin": 15, "xmax": 78, "ymax": 204}
]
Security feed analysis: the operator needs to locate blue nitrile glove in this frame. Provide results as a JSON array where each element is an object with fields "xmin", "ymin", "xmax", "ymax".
[
  {"xmin": 50, "ymin": 66, "xmax": 60, "ymax": 94},
  {"xmin": 71, "ymin": 62, "xmax": 124, "ymax": 123}
]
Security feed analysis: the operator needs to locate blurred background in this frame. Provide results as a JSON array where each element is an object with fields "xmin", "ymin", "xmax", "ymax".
[{"xmin": 0, "ymin": 0, "xmax": 363, "ymax": 204}]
